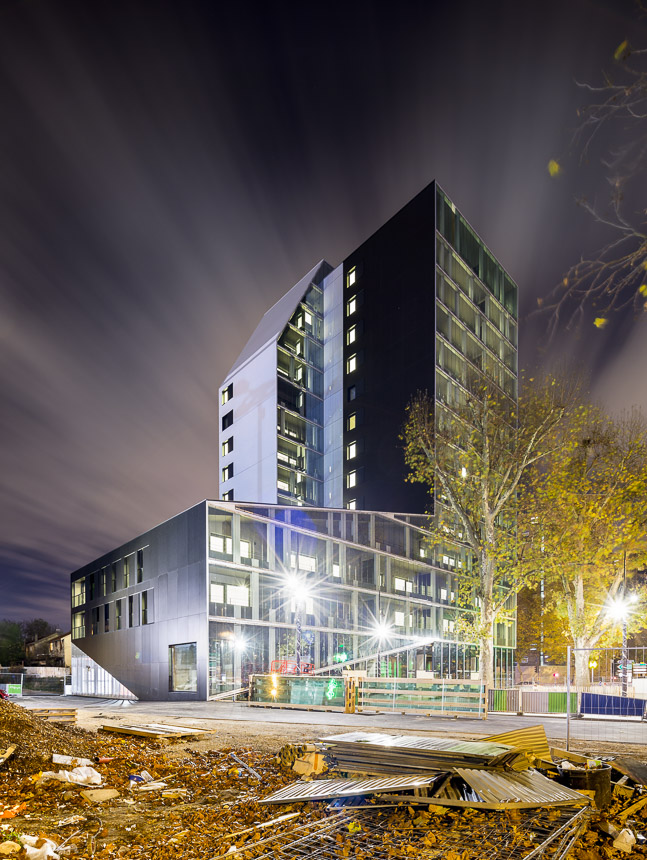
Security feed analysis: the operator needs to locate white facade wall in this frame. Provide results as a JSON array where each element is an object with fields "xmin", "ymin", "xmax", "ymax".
[
  {"xmin": 219, "ymin": 343, "xmax": 278, "ymax": 504},
  {"xmin": 323, "ymin": 264, "xmax": 344, "ymax": 507}
]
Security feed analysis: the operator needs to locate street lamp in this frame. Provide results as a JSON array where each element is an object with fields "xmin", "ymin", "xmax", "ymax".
[
  {"xmin": 373, "ymin": 618, "xmax": 392, "ymax": 678},
  {"xmin": 607, "ymin": 594, "xmax": 638, "ymax": 698},
  {"xmin": 284, "ymin": 574, "xmax": 311, "ymax": 675}
]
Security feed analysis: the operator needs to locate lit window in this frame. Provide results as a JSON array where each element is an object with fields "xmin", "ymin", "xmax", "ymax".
[
  {"xmin": 227, "ymin": 585, "xmax": 249, "ymax": 607},
  {"xmin": 72, "ymin": 611, "xmax": 85, "ymax": 640},
  {"xmin": 347, "ymin": 385, "xmax": 356, "ymax": 401},
  {"xmin": 440, "ymin": 587, "xmax": 448, "ymax": 601},
  {"xmin": 222, "ymin": 463, "xmax": 234, "ymax": 482},
  {"xmin": 277, "ymin": 479, "xmax": 289, "ymax": 491},
  {"xmin": 221, "ymin": 383, "xmax": 233, "ymax": 405},
  {"xmin": 395, "ymin": 611, "xmax": 405, "ymax": 626},
  {"xmin": 347, "ymin": 471, "xmax": 357, "ymax": 488},
  {"xmin": 169, "ymin": 643, "xmax": 197, "ymax": 692},
  {"xmin": 210, "ymin": 582, "xmax": 224, "ymax": 603},
  {"xmin": 332, "ymin": 563, "xmax": 341, "ymax": 578},
  {"xmin": 347, "ymin": 268, "xmax": 356, "ymax": 287},
  {"xmin": 72, "ymin": 580, "xmax": 85, "ymax": 608},
  {"xmin": 222, "ymin": 410, "xmax": 233, "ymax": 431},
  {"xmin": 304, "ymin": 310, "xmax": 312, "ymax": 326},
  {"xmin": 394, "ymin": 577, "xmax": 406, "ymax": 591},
  {"xmin": 346, "ymin": 296, "xmax": 357, "ymax": 316},
  {"xmin": 406, "ymin": 581, "xmax": 413, "ymax": 593},
  {"xmin": 347, "ymin": 499, "xmax": 356, "ymax": 510},
  {"xmin": 222, "ymin": 490, "xmax": 234, "ymax": 501},
  {"xmin": 347, "ymin": 413, "xmax": 356, "ymax": 431},
  {"xmin": 347, "ymin": 354, "xmax": 357, "ymax": 373},
  {"xmin": 346, "ymin": 326, "xmax": 356, "ymax": 345},
  {"xmin": 116, "ymin": 599, "xmax": 123, "ymax": 630},
  {"xmin": 210, "ymin": 535, "xmax": 233, "ymax": 554},
  {"xmin": 123, "ymin": 557, "xmax": 131, "ymax": 589},
  {"xmin": 222, "ymin": 437, "xmax": 233, "ymax": 456},
  {"xmin": 141, "ymin": 591, "xmax": 150, "ymax": 625},
  {"xmin": 240, "ymin": 540, "xmax": 251, "ymax": 558},
  {"xmin": 347, "ymin": 442, "xmax": 357, "ymax": 459}
]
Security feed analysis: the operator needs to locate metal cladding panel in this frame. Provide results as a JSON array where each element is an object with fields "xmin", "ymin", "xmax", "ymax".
[
  {"xmin": 455, "ymin": 768, "xmax": 588, "ymax": 806},
  {"xmin": 320, "ymin": 732, "xmax": 512, "ymax": 756},
  {"xmin": 483, "ymin": 725, "xmax": 551, "ymax": 762},
  {"xmin": 261, "ymin": 775, "xmax": 439, "ymax": 805},
  {"xmin": 71, "ymin": 502, "xmax": 208, "ymax": 701}
]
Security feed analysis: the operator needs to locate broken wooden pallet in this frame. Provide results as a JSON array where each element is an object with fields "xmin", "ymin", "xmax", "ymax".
[
  {"xmin": 99, "ymin": 722, "xmax": 212, "ymax": 740},
  {"xmin": 30, "ymin": 708, "xmax": 77, "ymax": 724}
]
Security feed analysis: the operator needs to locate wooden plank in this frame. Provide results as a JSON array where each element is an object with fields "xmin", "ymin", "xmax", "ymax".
[
  {"xmin": 612, "ymin": 757, "xmax": 647, "ymax": 786},
  {"xmin": 0, "ymin": 745, "xmax": 16, "ymax": 766},
  {"xmin": 31, "ymin": 709, "xmax": 77, "ymax": 724},
  {"xmin": 550, "ymin": 747, "xmax": 589, "ymax": 765}
]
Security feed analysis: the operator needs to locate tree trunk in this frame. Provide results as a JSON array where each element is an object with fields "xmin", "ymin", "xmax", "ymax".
[{"xmin": 574, "ymin": 645, "xmax": 590, "ymax": 688}]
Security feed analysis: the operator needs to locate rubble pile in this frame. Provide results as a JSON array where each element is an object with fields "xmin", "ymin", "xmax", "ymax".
[{"xmin": 1, "ymin": 703, "xmax": 647, "ymax": 860}]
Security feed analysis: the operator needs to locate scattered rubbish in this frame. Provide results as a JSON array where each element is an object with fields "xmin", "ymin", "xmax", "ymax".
[
  {"xmin": 228, "ymin": 752, "xmax": 262, "ymax": 780},
  {"xmin": 612, "ymin": 757, "xmax": 647, "ymax": 786},
  {"xmin": 52, "ymin": 754, "xmax": 93, "ymax": 768},
  {"xmin": 161, "ymin": 788, "xmax": 188, "ymax": 799},
  {"xmin": 261, "ymin": 774, "xmax": 441, "ymax": 804},
  {"xmin": 0, "ymin": 748, "xmax": 15, "ymax": 769},
  {"xmin": 0, "ymin": 804, "xmax": 27, "ymax": 820},
  {"xmin": 556, "ymin": 763, "xmax": 612, "ymax": 809},
  {"xmin": 79, "ymin": 788, "xmax": 120, "ymax": 803},
  {"xmin": 613, "ymin": 827, "xmax": 637, "ymax": 853},
  {"xmin": 36, "ymin": 766, "xmax": 102, "ymax": 787},
  {"xmin": 21, "ymin": 834, "xmax": 59, "ymax": 859},
  {"xmin": 0, "ymin": 842, "xmax": 21, "ymax": 856},
  {"xmin": 56, "ymin": 816, "xmax": 86, "ymax": 827}
]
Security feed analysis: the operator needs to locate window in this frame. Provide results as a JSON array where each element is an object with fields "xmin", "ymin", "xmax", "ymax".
[
  {"xmin": 346, "ymin": 442, "xmax": 357, "ymax": 460},
  {"xmin": 222, "ymin": 410, "xmax": 233, "ymax": 431},
  {"xmin": 104, "ymin": 604, "xmax": 110, "ymax": 633},
  {"xmin": 222, "ymin": 490, "xmax": 234, "ymax": 501},
  {"xmin": 88, "ymin": 574, "xmax": 95, "ymax": 601},
  {"xmin": 91, "ymin": 607, "xmax": 100, "ymax": 635},
  {"xmin": 346, "ymin": 326, "xmax": 356, "ymax": 345},
  {"xmin": 347, "ymin": 267, "xmax": 356, "ymax": 287},
  {"xmin": 116, "ymin": 599, "xmax": 123, "ymax": 630},
  {"xmin": 227, "ymin": 585, "xmax": 249, "ymax": 606},
  {"xmin": 240, "ymin": 539, "xmax": 251, "ymax": 558},
  {"xmin": 346, "ymin": 296, "xmax": 357, "ymax": 316},
  {"xmin": 210, "ymin": 534, "xmax": 233, "ymax": 554},
  {"xmin": 222, "ymin": 437, "xmax": 233, "ymax": 456},
  {"xmin": 395, "ymin": 611, "xmax": 405, "ymax": 627},
  {"xmin": 123, "ymin": 557, "xmax": 131, "ymax": 588},
  {"xmin": 332, "ymin": 563, "xmax": 341, "ymax": 578},
  {"xmin": 221, "ymin": 383, "xmax": 233, "ymax": 405},
  {"xmin": 347, "ymin": 385, "xmax": 356, "ymax": 401},
  {"xmin": 101, "ymin": 567, "xmax": 108, "ymax": 597},
  {"xmin": 347, "ymin": 354, "xmax": 357, "ymax": 373},
  {"xmin": 222, "ymin": 463, "xmax": 234, "ymax": 482},
  {"xmin": 111, "ymin": 563, "xmax": 117, "ymax": 593},
  {"xmin": 394, "ymin": 577, "xmax": 406, "ymax": 591},
  {"xmin": 347, "ymin": 471, "xmax": 357, "ymax": 488},
  {"xmin": 128, "ymin": 595, "xmax": 134, "ymax": 627},
  {"xmin": 141, "ymin": 591, "xmax": 150, "ymax": 625},
  {"xmin": 210, "ymin": 582, "xmax": 224, "ymax": 603},
  {"xmin": 169, "ymin": 643, "xmax": 197, "ymax": 692},
  {"xmin": 72, "ymin": 580, "xmax": 85, "ymax": 608},
  {"xmin": 347, "ymin": 499, "xmax": 357, "ymax": 510},
  {"xmin": 72, "ymin": 611, "xmax": 85, "ymax": 640},
  {"xmin": 347, "ymin": 413, "xmax": 356, "ymax": 431},
  {"xmin": 136, "ymin": 549, "xmax": 143, "ymax": 583}
]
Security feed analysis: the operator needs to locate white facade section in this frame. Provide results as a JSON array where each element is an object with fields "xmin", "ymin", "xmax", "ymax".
[
  {"xmin": 323, "ymin": 264, "xmax": 344, "ymax": 507},
  {"xmin": 218, "ymin": 343, "xmax": 278, "ymax": 503}
]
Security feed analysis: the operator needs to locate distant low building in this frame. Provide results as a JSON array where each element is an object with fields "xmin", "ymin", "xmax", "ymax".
[{"xmin": 24, "ymin": 630, "xmax": 71, "ymax": 668}]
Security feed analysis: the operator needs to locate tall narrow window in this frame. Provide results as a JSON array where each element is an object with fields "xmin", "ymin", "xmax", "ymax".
[
  {"xmin": 347, "ymin": 354, "xmax": 357, "ymax": 373},
  {"xmin": 141, "ymin": 591, "xmax": 149, "ymax": 625},
  {"xmin": 111, "ymin": 563, "xmax": 117, "ymax": 593},
  {"xmin": 222, "ymin": 410, "xmax": 233, "ymax": 431},
  {"xmin": 128, "ymin": 595, "xmax": 134, "ymax": 627},
  {"xmin": 101, "ymin": 567, "xmax": 108, "ymax": 597},
  {"xmin": 346, "ymin": 442, "xmax": 357, "ymax": 460},
  {"xmin": 123, "ymin": 557, "xmax": 130, "ymax": 589},
  {"xmin": 88, "ymin": 574, "xmax": 95, "ymax": 601},
  {"xmin": 347, "ymin": 413, "xmax": 357, "ymax": 431},
  {"xmin": 347, "ymin": 471, "xmax": 357, "ymax": 488},
  {"xmin": 346, "ymin": 296, "xmax": 357, "ymax": 316},
  {"xmin": 221, "ymin": 383, "xmax": 233, "ymax": 405},
  {"xmin": 347, "ymin": 267, "xmax": 356, "ymax": 287},
  {"xmin": 346, "ymin": 325, "xmax": 357, "ymax": 345},
  {"xmin": 169, "ymin": 643, "xmax": 197, "ymax": 692},
  {"xmin": 136, "ymin": 549, "xmax": 143, "ymax": 583},
  {"xmin": 221, "ymin": 437, "xmax": 233, "ymax": 456},
  {"xmin": 347, "ymin": 499, "xmax": 357, "ymax": 510},
  {"xmin": 116, "ymin": 599, "xmax": 123, "ymax": 630},
  {"xmin": 347, "ymin": 385, "xmax": 356, "ymax": 401},
  {"xmin": 104, "ymin": 604, "xmax": 110, "ymax": 633},
  {"xmin": 222, "ymin": 489, "xmax": 234, "ymax": 501},
  {"xmin": 222, "ymin": 463, "xmax": 234, "ymax": 482}
]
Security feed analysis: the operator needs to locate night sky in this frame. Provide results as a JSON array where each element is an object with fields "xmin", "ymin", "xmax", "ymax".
[{"xmin": 1, "ymin": 0, "xmax": 646, "ymax": 625}]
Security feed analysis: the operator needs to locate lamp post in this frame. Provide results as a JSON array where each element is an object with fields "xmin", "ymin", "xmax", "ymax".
[
  {"xmin": 607, "ymin": 592, "xmax": 638, "ymax": 698},
  {"xmin": 373, "ymin": 618, "xmax": 392, "ymax": 678},
  {"xmin": 285, "ymin": 574, "xmax": 310, "ymax": 675}
]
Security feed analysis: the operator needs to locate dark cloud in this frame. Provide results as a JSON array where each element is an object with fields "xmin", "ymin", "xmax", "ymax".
[{"xmin": 0, "ymin": 0, "xmax": 645, "ymax": 624}]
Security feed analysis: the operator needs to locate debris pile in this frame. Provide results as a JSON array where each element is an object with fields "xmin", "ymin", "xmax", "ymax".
[{"xmin": 1, "ymin": 702, "xmax": 647, "ymax": 859}]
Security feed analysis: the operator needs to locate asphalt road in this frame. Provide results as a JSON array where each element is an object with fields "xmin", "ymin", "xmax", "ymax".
[{"xmin": 16, "ymin": 695, "xmax": 647, "ymax": 747}]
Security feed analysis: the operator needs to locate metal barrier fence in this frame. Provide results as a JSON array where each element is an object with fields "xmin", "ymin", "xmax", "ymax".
[
  {"xmin": 489, "ymin": 689, "xmax": 577, "ymax": 714},
  {"xmin": 0, "ymin": 673, "xmax": 23, "ymax": 696},
  {"xmin": 357, "ymin": 677, "xmax": 487, "ymax": 718},
  {"xmin": 249, "ymin": 675, "xmax": 487, "ymax": 718}
]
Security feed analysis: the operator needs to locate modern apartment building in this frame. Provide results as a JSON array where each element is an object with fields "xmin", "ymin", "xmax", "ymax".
[
  {"xmin": 70, "ymin": 181, "xmax": 519, "ymax": 698},
  {"xmin": 218, "ymin": 181, "xmax": 517, "ymax": 515}
]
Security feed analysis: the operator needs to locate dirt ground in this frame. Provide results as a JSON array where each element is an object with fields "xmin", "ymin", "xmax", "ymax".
[{"xmin": 2, "ymin": 702, "xmax": 647, "ymax": 859}]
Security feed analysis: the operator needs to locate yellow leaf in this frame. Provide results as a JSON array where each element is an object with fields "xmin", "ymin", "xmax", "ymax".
[
  {"xmin": 639, "ymin": 284, "xmax": 647, "ymax": 296},
  {"xmin": 593, "ymin": 317, "xmax": 608, "ymax": 329},
  {"xmin": 614, "ymin": 39, "xmax": 630, "ymax": 61},
  {"xmin": 548, "ymin": 159, "xmax": 561, "ymax": 177}
]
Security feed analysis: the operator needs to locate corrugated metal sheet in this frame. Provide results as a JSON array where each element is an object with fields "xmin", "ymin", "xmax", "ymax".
[
  {"xmin": 260, "ymin": 774, "xmax": 439, "ymax": 805},
  {"xmin": 320, "ymin": 731, "xmax": 512, "ymax": 756},
  {"xmin": 483, "ymin": 725, "xmax": 552, "ymax": 763},
  {"xmin": 455, "ymin": 768, "xmax": 589, "ymax": 807}
]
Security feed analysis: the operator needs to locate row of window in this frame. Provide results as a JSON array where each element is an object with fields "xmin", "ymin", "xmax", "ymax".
[
  {"xmin": 72, "ymin": 589, "xmax": 152, "ymax": 638},
  {"xmin": 72, "ymin": 550, "xmax": 145, "ymax": 607}
]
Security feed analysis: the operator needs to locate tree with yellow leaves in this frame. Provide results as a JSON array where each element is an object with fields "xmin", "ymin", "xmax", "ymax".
[
  {"xmin": 519, "ymin": 405, "xmax": 647, "ymax": 686},
  {"xmin": 402, "ymin": 375, "xmax": 576, "ymax": 688},
  {"xmin": 544, "ymin": 33, "xmax": 647, "ymax": 334}
]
